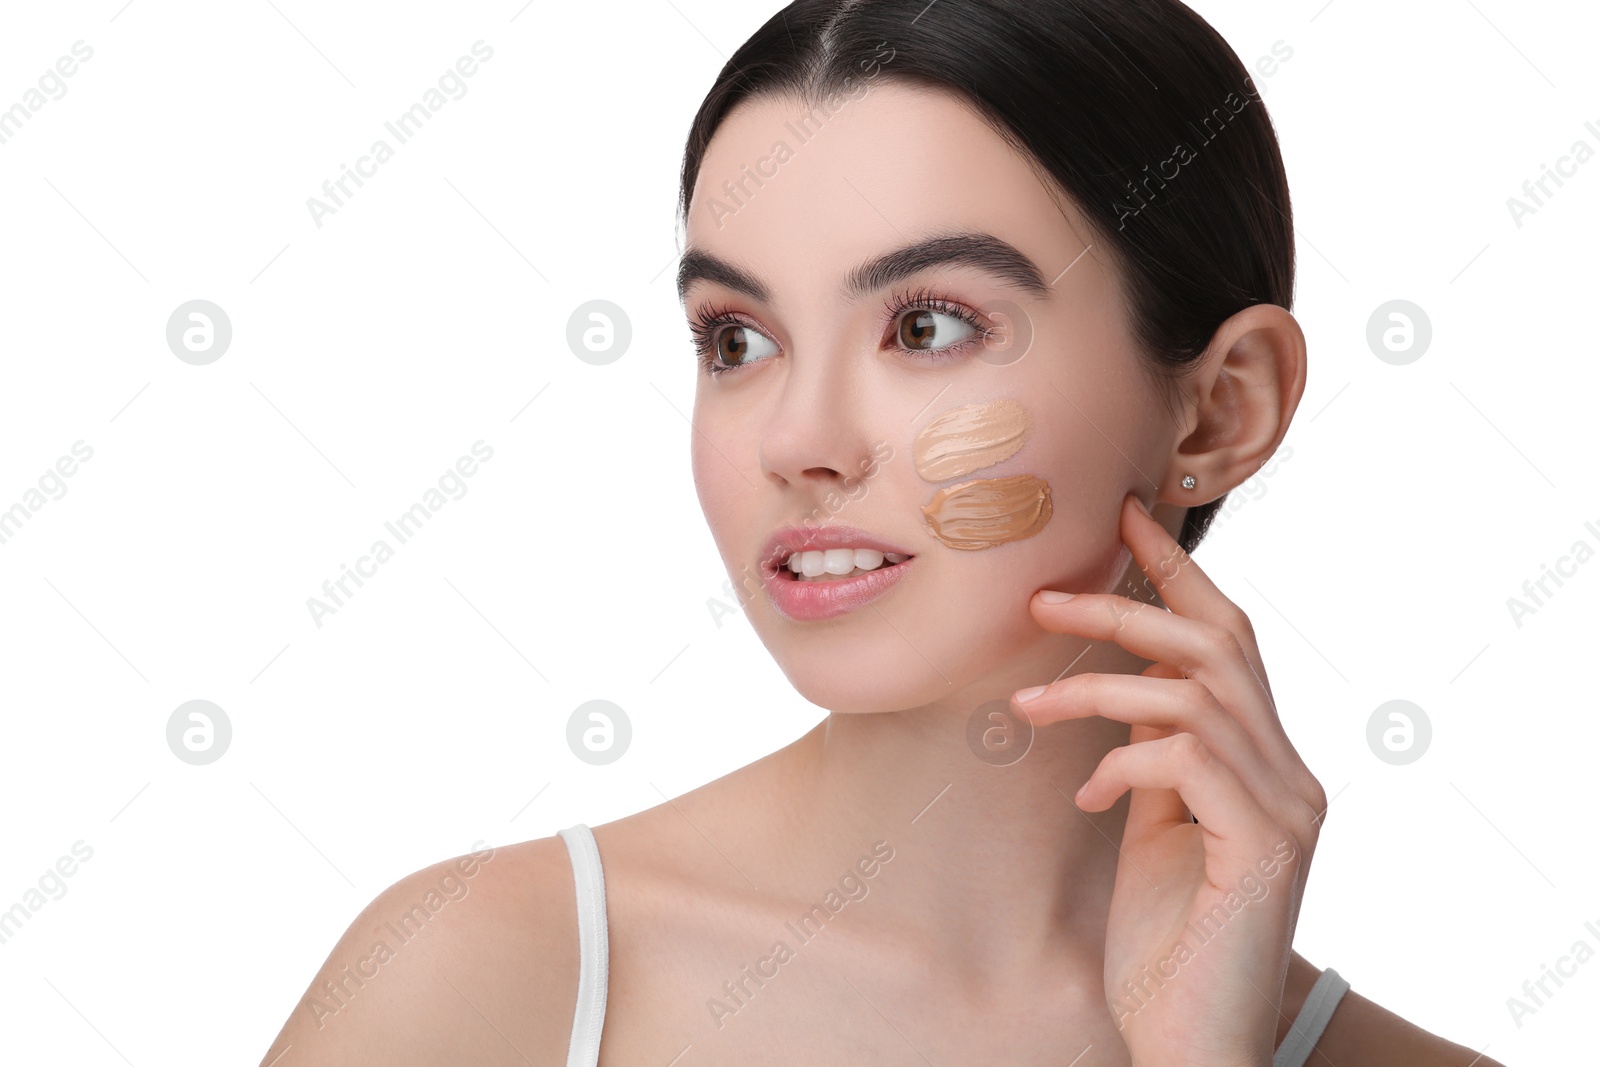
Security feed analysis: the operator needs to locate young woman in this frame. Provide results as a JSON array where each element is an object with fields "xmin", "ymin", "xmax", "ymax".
[{"xmin": 263, "ymin": 2, "xmax": 1504, "ymax": 1063}]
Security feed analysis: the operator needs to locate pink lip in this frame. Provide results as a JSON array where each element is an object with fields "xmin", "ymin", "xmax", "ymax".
[
  {"xmin": 763, "ymin": 558, "xmax": 913, "ymax": 621},
  {"xmin": 759, "ymin": 523, "xmax": 917, "ymax": 622}
]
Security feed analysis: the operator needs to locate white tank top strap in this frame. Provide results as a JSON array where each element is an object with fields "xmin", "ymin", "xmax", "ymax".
[
  {"xmin": 557, "ymin": 823, "xmax": 609, "ymax": 1067},
  {"xmin": 555, "ymin": 821, "xmax": 1342, "ymax": 1067},
  {"xmin": 1273, "ymin": 966, "xmax": 1350, "ymax": 1067}
]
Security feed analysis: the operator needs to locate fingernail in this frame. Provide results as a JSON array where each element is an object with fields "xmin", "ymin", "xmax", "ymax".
[
  {"xmin": 1014, "ymin": 684, "xmax": 1047, "ymax": 703},
  {"xmin": 1039, "ymin": 590, "xmax": 1076, "ymax": 603}
]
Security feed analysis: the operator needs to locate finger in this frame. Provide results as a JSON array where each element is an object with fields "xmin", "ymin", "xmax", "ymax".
[
  {"xmin": 1014, "ymin": 673, "xmax": 1311, "ymax": 838},
  {"xmin": 1116, "ymin": 496, "xmax": 1328, "ymax": 820},
  {"xmin": 1119, "ymin": 493, "xmax": 1273, "ymax": 697},
  {"xmin": 1138, "ymin": 663, "xmax": 1195, "ymax": 824},
  {"xmin": 1027, "ymin": 591, "xmax": 1304, "ymax": 789},
  {"xmin": 1076, "ymin": 731, "xmax": 1303, "ymax": 870},
  {"xmin": 1029, "ymin": 589, "xmax": 1325, "ymax": 814}
]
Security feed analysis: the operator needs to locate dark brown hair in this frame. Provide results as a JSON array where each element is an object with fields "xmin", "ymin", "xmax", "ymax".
[{"xmin": 677, "ymin": 0, "xmax": 1295, "ymax": 554}]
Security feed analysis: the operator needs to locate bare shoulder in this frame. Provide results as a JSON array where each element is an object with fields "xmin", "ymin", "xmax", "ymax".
[
  {"xmin": 258, "ymin": 834, "xmax": 582, "ymax": 1067},
  {"xmin": 1281, "ymin": 951, "xmax": 1507, "ymax": 1067}
]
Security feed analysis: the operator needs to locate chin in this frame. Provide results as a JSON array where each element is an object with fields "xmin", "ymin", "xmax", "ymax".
[{"xmin": 750, "ymin": 595, "xmax": 1045, "ymax": 717}]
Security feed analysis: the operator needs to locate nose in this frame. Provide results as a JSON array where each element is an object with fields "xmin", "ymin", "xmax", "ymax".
[{"xmin": 758, "ymin": 343, "xmax": 877, "ymax": 494}]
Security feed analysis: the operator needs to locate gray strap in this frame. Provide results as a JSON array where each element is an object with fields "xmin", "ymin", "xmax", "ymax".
[
  {"xmin": 1273, "ymin": 967, "xmax": 1350, "ymax": 1067},
  {"xmin": 558, "ymin": 824, "xmax": 609, "ymax": 1067}
]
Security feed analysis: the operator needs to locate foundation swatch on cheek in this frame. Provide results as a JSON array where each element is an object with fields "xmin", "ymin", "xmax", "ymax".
[
  {"xmin": 912, "ymin": 398, "xmax": 1031, "ymax": 481},
  {"xmin": 921, "ymin": 473, "xmax": 1053, "ymax": 550}
]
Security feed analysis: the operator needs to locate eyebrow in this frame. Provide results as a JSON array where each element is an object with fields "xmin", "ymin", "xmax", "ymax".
[{"xmin": 676, "ymin": 231, "xmax": 1053, "ymax": 306}]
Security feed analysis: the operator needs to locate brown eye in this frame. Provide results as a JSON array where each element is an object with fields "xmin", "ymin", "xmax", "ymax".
[
  {"xmin": 713, "ymin": 323, "xmax": 779, "ymax": 369},
  {"xmin": 719, "ymin": 325, "xmax": 751, "ymax": 365},
  {"xmin": 897, "ymin": 308, "xmax": 979, "ymax": 352},
  {"xmin": 899, "ymin": 310, "xmax": 935, "ymax": 350}
]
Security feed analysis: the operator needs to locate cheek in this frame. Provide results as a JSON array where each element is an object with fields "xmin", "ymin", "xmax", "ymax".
[
  {"xmin": 689, "ymin": 432, "xmax": 717, "ymax": 518},
  {"xmin": 920, "ymin": 474, "xmax": 1052, "ymax": 549},
  {"xmin": 905, "ymin": 399, "xmax": 1137, "ymax": 596},
  {"xmin": 993, "ymin": 422, "xmax": 1147, "ymax": 595},
  {"xmin": 689, "ymin": 413, "xmax": 749, "ymax": 554},
  {"xmin": 911, "ymin": 397, "xmax": 1053, "ymax": 551},
  {"xmin": 930, "ymin": 475, "xmax": 1126, "ymax": 618}
]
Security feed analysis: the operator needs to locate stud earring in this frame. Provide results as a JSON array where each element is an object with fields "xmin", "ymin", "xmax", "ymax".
[{"xmin": 1181, "ymin": 475, "xmax": 1197, "ymax": 489}]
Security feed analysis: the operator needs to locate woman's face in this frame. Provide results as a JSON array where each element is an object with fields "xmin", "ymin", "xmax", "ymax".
[{"xmin": 681, "ymin": 83, "xmax": 1182, "ymax": 715}]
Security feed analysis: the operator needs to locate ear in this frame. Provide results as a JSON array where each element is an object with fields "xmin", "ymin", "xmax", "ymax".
[{"xmin": 1159, "ymin": 303, "xmax": 1307, "ymax": 506}]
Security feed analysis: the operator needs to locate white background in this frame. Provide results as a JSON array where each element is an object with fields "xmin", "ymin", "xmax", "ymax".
[{"xmin": 0, "ymin": 0, "xmax": 1594, "ymax": 1062}]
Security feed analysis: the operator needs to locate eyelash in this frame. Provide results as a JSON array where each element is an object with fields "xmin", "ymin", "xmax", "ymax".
[{"xmin": 687, "ymin": 285, "xmax": 995, "ymax": 377}]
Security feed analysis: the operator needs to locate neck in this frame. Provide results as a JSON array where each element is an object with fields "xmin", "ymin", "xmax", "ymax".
[{"xmin": 778, "ymin": 632, "xmax": 1153, "ymax": 987}]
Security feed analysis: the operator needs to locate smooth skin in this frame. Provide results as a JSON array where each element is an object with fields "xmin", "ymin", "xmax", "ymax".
[
  {"xmin": 260, "ymin": 83, "xmax": 1507, "ymax": 1066},
  {"xmin": 1017, "ymin": 493, "xmax": 1323, "ymax": 1065}
]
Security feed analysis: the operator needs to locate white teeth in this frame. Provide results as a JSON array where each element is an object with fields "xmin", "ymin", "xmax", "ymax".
[
  {"xmin": 781, "ymin": 547, "xmax": 908, "ymax": 578},
  {"xmin": 854, "ymin": 548, "xmax": 885, "ymax": 571}
]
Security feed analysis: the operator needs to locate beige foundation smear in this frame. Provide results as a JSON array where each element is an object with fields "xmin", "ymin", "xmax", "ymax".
[
  {"xmin": 912, "ymin": 397, "xmax": 1031, "ymax": 481},
  {"xmin": 914, "ymin": 397, "xmax": 1053, "ymax": 549},
  {"xmin": 922, "ymin": 473, "xmax": 1053, "ymax": 550}
]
